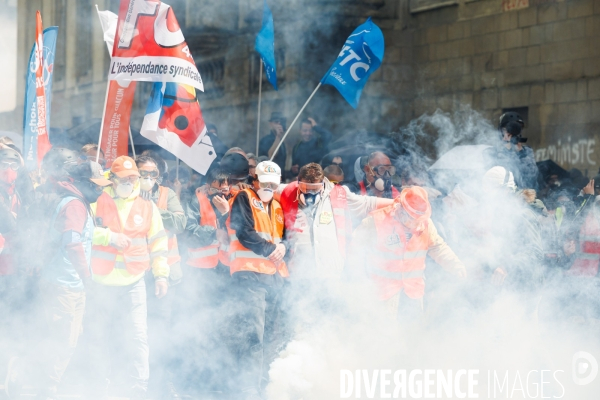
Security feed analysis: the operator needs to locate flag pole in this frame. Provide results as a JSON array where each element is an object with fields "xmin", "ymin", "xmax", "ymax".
[
  {"xmin": 129, "ymin": 126, "xmax": 136, "ymax": 158},
  {"xmin": 176, "ymin": 158, "xmax": 179, "ymax": 180},
  {"xmin": 256, "ymin": 62, "xmax": 263, "ymax": 155},
  {"xmin": 269, "ymin": 82, "xmax": 321, "ymax": 161},
  {"xmin": 96, "ymin": 82, "xmax": 111, "ymax": 163}
]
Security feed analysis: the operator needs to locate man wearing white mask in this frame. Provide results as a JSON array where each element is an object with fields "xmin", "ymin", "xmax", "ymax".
[
  {"xmin": 227, "ymin": 161, "xmax": 287, "ymax": 400},
  {"xmin": 86, "ymin": 156, "xmax": 169, "ymax": 400}
]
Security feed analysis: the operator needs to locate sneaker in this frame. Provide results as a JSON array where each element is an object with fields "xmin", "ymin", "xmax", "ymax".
[{"xmin": 4, "ymin": 357, "xmax": 22, "ymax": 399}]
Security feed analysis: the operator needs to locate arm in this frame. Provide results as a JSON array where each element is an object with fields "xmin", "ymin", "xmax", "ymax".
[
  {"xmin": 268, "ymin": 136, "xmax": 284, "ymax": 159},
  {"xmin": 344, "ymin": 186, "xmax": 392, "ymax": 220},
  {"xmin": 427, "ymin": 219, "xmax": 467, "ymax": 277},
  {"xmin": 159, "ymin": 188, "xmax": 186, "ymax": 234},
  {"xmin": 183, "ymin": 195, "xmax": 218, "ymax": 248},
  {"xmin": 148, "ymin": 202, "xmax": 169, "ymax": 279},
  {"xmin": 56, "ymin": 200, "xmax": 91, "ymax": 279},
  {"xmin": 230, "ymin": 192, "xmax": 277, "ymax": 257}
]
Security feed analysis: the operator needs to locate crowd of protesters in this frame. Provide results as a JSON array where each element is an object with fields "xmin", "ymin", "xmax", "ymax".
[{"xmin": 0, "ymin": 109, "xmax": 598, "ymax": 400}]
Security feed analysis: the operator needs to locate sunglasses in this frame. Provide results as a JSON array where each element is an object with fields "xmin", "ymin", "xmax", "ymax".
[
  {"xmin": 259, "ymin": 181, "xmax": 279, "ymax": 190},
  {"xmin": 0, "ymin": 161, "xmax": 20, "ymax": 171},
  {"xmin": 140, "ymin": 169, "xmax": 159, "ymax": 179},
  {"xmin": 370, "ymin": 165, "xmax": 396, "ymax": 176},
  {"xmin": 298, "ymin": 181, "xmax": 324, "ymax": 194}
]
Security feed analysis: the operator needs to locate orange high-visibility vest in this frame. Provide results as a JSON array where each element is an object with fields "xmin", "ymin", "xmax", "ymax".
[
  {"xmin": 369, "ymin": 206, "xmax": 429, "ymax": 300},
  {"xmin": 279, "ymin": 181, "xmax": 353, "ymax": 259},
  {"xmin": 156, "ymin": 186, "xmax": 181, "ymax": 267},
  {"xmin": 186, "ymin": 189, "xmax": 222, "ymax": 269},
  {"xmin": 91, "ymin": 192, "xmax": 153, "ymax": 276},
  {"xmin": 359, "ymin": 181, "xmax": 400, "ymax": 199},
  {"xmin": 569, "ymin": 207, "xmax": 600, "ymax": 277},
  {"xmin": 227, "ymin": 188, "xmax": 288, "ymax": 277}
]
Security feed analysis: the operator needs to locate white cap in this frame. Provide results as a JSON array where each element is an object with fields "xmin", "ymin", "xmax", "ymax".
[{"xmin": 256, "ymin": 161, "xmax": 281, "ymax": 184}]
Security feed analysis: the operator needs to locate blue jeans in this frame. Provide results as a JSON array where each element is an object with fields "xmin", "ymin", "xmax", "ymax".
[{"xmin": 84, "ymin": 278, "xmax": 149, "ymax": 396}]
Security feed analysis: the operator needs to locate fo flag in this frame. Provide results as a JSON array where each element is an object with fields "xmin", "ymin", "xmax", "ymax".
[
  {"xmin": 97, "ymin": 7, "xmax": 137, "ymax": 168},
  {"xmin": 254, "ymin": 0, "xmax": 277, "ymax": 90},
  {"xmin": 23, "ymin": 13, "xmax": 57, "ymax": 169},
  {"xmin": 141, "ymin": 83, "xmax": 216, "ymax": 174},
  {"xmin": 109, "ymin": 0, "xmax": 203, "ymax": 91},
  {"xmin": 321, "ymin": 18, "xmax": 384, "ymax": 109}
]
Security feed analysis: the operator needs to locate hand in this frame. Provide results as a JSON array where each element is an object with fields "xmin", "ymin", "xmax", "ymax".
[
  {"xmin": 155, "ymin": 279, "xmax": 168, "ymax": 299},
  {"xmin": 109, "ymin": 232, "xmax": 131, "ymax": 250},
  {"xmin": 583, "ymin": 179, "xmax": 595, "ymax": 195},
  {"xmin": 274, "ymin": 124, "xmax": 284, "ymax": 137},
  {"xmin": 563, "ymin": 240, "xmax": 576, "ymax": 256},
  {"xmin": 268, "ymin": 243, "xmax": 286, "ymax": 263},
  {"xmin": 307, "ymin": 117, "xmax": 317, "ymax": 127},
  {"xmin": 456, "ymin": 268, "xmax": 467, "ymax": 279},
  {"xmin": 291, "ymin": 165, "xmax": 299, "ymax": 175},
  {"xmin": 491, "ymin": 267, "xmax": 507, "ymax": 286},
  {"xmin": 212, "ymin": 195, "xmax": 230, "ymax": 215}
]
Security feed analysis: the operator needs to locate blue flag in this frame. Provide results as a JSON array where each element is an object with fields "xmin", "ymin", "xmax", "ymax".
[
  {"xmin": 321, "ymin": 18, "xmax": 384, "ymax": 108},
  {"xmin": 254, "ymin": 0, "xmax": 277, "ymax": 90},
  {"xmin": 23, "ymin": 26, "xmax": 58, "ymax": 169}
]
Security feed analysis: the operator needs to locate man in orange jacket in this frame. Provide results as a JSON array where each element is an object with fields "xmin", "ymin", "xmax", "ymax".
[
  {"xmin": 228, "ymin": 161, "xmax": 287, "ymax": 400},
  {"xmin": 352, "ymin": 186, "xmax": 466, "ymax": 324}
]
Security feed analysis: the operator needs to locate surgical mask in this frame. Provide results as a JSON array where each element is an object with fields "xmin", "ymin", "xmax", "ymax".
[
  {"xmin": 140, "ymin": 177, "xmax": 156, "ymax": 192},
  {"xmin": 116, "ymin": 182, "xmax": 134, "ymax": 198},
  {"xmin": 257, "ymin": 188, "xmax": 274, "ymax": 202}
]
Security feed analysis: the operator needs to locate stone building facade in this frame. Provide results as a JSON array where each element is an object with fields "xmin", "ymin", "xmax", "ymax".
[{"xmin": 2, "ymin": 0, "xmax": 599, "ymax": 173}]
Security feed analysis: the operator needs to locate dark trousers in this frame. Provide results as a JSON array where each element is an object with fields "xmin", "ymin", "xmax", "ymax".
[{"xmin": 229, "ymin": 271, "xmax": 284, "ymax": 395}]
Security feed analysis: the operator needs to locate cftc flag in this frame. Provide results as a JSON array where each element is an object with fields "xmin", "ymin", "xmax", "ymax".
[
  {"xmin": 23, "ymin": 13, "xmax": 57, "ymax": 169},
  {"xmin": 109, "ymin": 0, "xmax": 203, "ymax": 91},
  {"xmin": 254, "ymin": 0, "xmax": 277, "ymax": 90},
  {"xmin": 141, "ymin": 82, "xmax": 216, "ymax": 174},
  {"xmin": 321, "ymin": 17, "xmax": 384, "ymax": 109}
]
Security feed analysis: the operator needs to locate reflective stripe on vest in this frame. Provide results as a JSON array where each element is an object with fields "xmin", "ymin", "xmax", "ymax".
[
  {"xmin": 186, "ymin": 190, "xmax": 221, "ymax": 269},
  {"xmin": 91, "ymin": 192, "xmax": 153, "ymax": 276},
  {"xmin": 367, "ymin": 267, "xmax": 425, "ymax": 280},
  {"xmin": 227, "ymin": 188, "xmax": 288, "ymax": 277}
]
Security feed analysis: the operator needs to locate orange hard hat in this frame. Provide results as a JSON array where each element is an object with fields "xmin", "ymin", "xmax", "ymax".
[{"xmin": 396, "ymin": 186, "xmax": 431, "ymax": 221}]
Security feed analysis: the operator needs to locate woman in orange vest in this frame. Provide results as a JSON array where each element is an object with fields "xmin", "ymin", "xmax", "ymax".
[
  {"xmin": 351, "ymin": 186, "xmax": 467, "ymax": 324},
  {"xmin": 135, "ymin": 154, "xmax": 186, "ymax": 399},
  {"xmin": 228, "ymin": 160, "xmax": 287, "ymax": 400}
]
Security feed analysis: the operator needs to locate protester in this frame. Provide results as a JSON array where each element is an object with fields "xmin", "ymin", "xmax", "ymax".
[
  {"xmin": 81, "ymin": 144, "xmax": 106, "ymax": 170},
  {"xmin": 279, "ymin": 163, "xmax": 392, "ymax": 277},
  {"xmin": 290, "ymin": 118, "xmax": 332, "ymax": 177},
  {"xmin": 84, "ymin": 156, "xmax": 169, "ymax": 400},
  {"xmin": 259, "ymin": 112, "xmax": 287, "ymax": 176},
  {"xmin": 353, "ymin": 151, "xmax": 400, "ymax": 198},
  {"xmin": 32, "ymin": 150, "xmax": 111, "ymax": 400},
  {"xmin": 220, "ymin": 151, "xmax": 250, "ymax": 195},
  {"xmin": 246, "ymin": 152, "xmax": 258, "ymax": 177},
  {"xmin": 323, "ymin": 164, "xmax": 344, "ymax": 184},
  {"xmin": 228, "ymin": 161, "xmax": 287, "ymax": 400},
  {"xmin": 351, "ymin": 186, "xmax": 466, "ymax": 324},
  {"xmin": 136, "ymin": 155, "xmax": 185, "ymax": 399}
]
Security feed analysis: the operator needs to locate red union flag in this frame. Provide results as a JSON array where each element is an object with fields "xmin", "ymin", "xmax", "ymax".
[
  {"xmin": 35, "ymin": 11, "xmax": 51, "ymax": 166},
  {"xmin": 97, "ymin": 7, "xmax": 136, "ymax": 168},
  {"xmin": 109, "ymin": 0, "xmax": 203, "ymax": 91}
]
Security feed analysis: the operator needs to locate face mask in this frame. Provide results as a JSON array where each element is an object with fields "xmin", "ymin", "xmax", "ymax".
[
  {"xmin": 374, "ymin": 172, "xmax": 392, "ymax": 192},
  {"xmin": 300, "ymin": 192, "xmax": 320, "ymax": 207},
  {"xmin": 116, "ymin": 182, "xmax": 134, "ymax": 199},
  {"xmin": 140, "ymin": 177, "xmax": 156, "ymax": 192},
  {"xmin": 257, "ymin": 188, "xmax": 274, "ymax": 202}
]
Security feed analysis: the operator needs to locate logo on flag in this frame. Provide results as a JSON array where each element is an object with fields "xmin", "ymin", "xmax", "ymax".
[
  {"xmin": 321, "ymin": 17, "xmax": 384, "ymax": 109},
  {"xmin": 255, "ymin": 0, "xmax": 277, "ymax": 90},
  {"xmin": 141, "ymin": 83, "xmax": 216, "ymax": 174},
  {"xmin": 109, "ymin": 1, "xmax": 203, "ymax": 91},
  {"xmin": 23, "ymin": 25, "xmax": 57, "ymax": 170}
]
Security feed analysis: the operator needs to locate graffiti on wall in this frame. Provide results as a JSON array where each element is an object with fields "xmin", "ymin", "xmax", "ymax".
[{"xmin": 535, "ymin": 137, "xmax": 596, "ymax": 167}]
